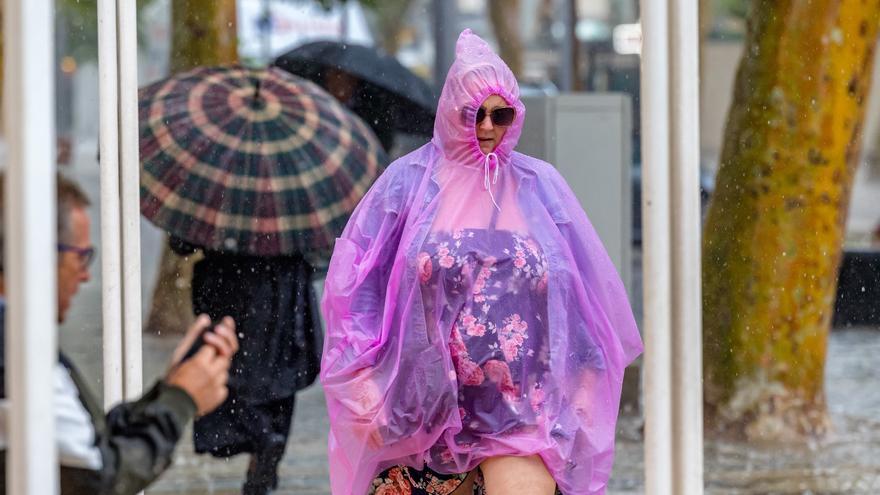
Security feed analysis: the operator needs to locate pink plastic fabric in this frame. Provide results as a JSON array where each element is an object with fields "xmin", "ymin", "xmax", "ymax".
[{"xmin": 320, "ymin": 29, "xmax": 642, "ymax": 495}]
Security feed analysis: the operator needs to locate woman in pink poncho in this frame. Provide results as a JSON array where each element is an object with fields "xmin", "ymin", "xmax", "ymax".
[{"xmin": 320, "ymin": 29, "xmax": 642, "ymax": 495}]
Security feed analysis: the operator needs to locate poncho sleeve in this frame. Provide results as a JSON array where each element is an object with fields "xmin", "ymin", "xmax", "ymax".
[
  {"xmin": 320, "ymin": 160, "xmax": 421, "ymax": 420},
  {"xmin": 540, "ymin": 163, "xmax": 643, "ymax": 373}
]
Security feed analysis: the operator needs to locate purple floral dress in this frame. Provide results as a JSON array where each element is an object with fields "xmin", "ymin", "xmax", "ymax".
[
  {"xmin": 418, "ymin": 228, "xmax": 551, "ymax": 444},
  {"xmin": 368, "ymin": 228, "xmax": 561, "ymax": 494}
]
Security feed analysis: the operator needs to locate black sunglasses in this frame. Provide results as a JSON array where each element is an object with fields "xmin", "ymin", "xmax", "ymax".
[
  {"xmin": 58, "ymin": 243, "xmax": 96, "ymax": 270},
  {"xmin": 475, "ymin": 106, "xmax": 516, "ymax": 127}
]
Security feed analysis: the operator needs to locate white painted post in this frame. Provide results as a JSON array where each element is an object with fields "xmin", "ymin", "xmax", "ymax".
[
  {"xmin": 670, "ymin": 0, "xmax": 703, "ymax": 493},
  {"xmin": 98, "ymin": 0, "xmax": 144, "ymax": 406},
  {"xmin": 117, "ymin": 0, "xmax": 143, "ymax": 401},
  {"xmin": 97, "ymin": 0, "xmax": 124, "ymax": 408},
  {"xmin": 639, "ymin": 0, "xmax": 673, "ymax": 494},
  {"xmin": 3, "ymin": 0, "xmax": 59, "ymax": 492},
  {"xmin": 640, "ymin": 0, "xmax": 704, "ymax": 493}
]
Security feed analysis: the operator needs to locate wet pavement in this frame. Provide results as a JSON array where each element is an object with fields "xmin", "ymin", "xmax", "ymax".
[{"xmin": 147, "ymin": 382, "xmax": 331, "ymax": 494}]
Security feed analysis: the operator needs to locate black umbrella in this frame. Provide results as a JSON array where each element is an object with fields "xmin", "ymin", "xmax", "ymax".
[{"xmin": 274, "ymin": 41, "xmax": 436, "ymax": 145}]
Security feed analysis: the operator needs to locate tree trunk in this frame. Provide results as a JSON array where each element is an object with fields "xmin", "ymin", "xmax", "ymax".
[
  {"xmin": 169, "ymin": 0, "xmax": 238, "ymax": 73},
  {"xmin": 487, "ymin": 0, "xmax": 523, "ymax": 78},
  {"xmin": 698, "ymin": 0, "xmax": 713, "ymax": 75},
  {"xmin": 146, "ymin": 0, "xmax": 237, "ymax": 335},
  {"xmin": 702, "ymin": 0, "xmax": 880, "ymax": 441}
]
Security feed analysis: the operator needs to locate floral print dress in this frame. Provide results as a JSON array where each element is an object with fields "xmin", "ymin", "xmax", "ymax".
[
  {"xmin": 369, "ymin": 465, "xmax": 479, "ymax": 495},
  {"xmin": 420, "ymin": 229, "xmax": 552, "ymax": 442},
  {"xmin": 370, "ymin": 228, "xmax": 562, "ymax": 495}
]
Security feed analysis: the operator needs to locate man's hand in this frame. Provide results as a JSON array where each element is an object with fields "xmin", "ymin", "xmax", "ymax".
[
  {"xmin": 166, "ymin": 315, "xmax": 239, "ymax": 416},
  {"xmin": 168, "ymin": 315, "xmax": 238, "ymax": 368}
]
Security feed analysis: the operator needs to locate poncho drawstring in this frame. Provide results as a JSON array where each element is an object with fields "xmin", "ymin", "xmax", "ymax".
[{"xmin": 483, "ymin": 151, "xmax": 501, "ymax": 211}]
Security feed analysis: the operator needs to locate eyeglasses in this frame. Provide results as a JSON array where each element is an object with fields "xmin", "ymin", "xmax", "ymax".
[
  {"xmin": 475, "ymin": 106, "xmax": 516, "ymax": 127},
  {"xmin": 58, "ymin": 244, "xmax": 96, "ymax": 270}
]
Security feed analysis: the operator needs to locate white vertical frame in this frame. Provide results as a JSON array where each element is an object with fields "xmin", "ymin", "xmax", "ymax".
[
  {"xmin": 670, "ymin": 0, "xmax": 704, "ymax": 492},
  {"xmin": 117, "ymin": 0, "xmax": 143, "ymax": 401},
  {"xmin": 640, "ymin": 0, "xmax": 673, "ymax": 493},
  {"xmin": 3, "ymin": 0, "xmax": 60, "ymax": 492},
  {"xmin": 98, "ymin": 0, "xmax": 143, "ymax": 407},
  {"xmin": 640, "ymin": 0, "xmax": 704, "ymax": 493},
  {"xmin": 97, "ymin": 0, "xmax": 124, "ymax": 408}
]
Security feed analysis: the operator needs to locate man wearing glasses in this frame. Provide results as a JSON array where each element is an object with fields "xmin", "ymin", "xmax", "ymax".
[{"xmin": 0, "ymin": 172, "xmax": 240, "ymax": 494}]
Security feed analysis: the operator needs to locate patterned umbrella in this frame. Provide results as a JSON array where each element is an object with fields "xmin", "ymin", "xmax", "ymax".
[{"xmin": 139, "ymin": 66, "xmax": 387, "ymax": 256}]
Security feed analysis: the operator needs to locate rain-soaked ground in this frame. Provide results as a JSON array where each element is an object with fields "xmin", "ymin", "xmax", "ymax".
[
  {"xmin": 57, "ymin": 165, "xmax": 880, "ymax": 494},
  {"xmin": 615, "ymin": 327, "xmax": 880, "ymax": 495}
]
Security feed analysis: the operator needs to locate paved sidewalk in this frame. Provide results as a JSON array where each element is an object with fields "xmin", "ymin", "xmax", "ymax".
[{"xmin": 147, "ymin": 383, "xmax": 331, "ymax": 494}]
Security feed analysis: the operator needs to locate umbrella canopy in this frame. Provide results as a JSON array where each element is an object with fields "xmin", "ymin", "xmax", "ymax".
[
  {"xmin": 139, "ymin": 65, "xmax": 387, "ymax": 256},
  {"xmin": 274, "ymin": 41, "xmax": 436, "ymax": 138}
]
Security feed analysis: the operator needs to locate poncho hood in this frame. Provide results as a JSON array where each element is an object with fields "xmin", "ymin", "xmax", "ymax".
[{"xmin": 431, "ymin": 29, "xmax": 525, "ymax": 168}]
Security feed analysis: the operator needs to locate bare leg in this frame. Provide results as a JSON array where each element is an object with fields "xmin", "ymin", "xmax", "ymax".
[
  {"xmin": 450, "ymin": 469, "xmax": 479, "ymax": 495},
  {"xmin": 480, "ymin": 455, "xmax": 556, "ymax": 495}
]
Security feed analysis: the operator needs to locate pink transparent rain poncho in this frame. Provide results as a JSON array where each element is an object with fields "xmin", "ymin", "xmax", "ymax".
[{"xmin": 320, "ymin": 29, "xmax": 643, "ymax": 495}]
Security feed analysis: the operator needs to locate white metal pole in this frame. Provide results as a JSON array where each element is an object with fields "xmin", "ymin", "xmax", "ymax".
[
  {"xmin": 117, "ymin": 0, "xmax": 143, "ymax": 401},
  {"xmin": 670, "ymin": 0, "xmax": 703, "ymax": 492},
  {"xmin": 3, "ymin": 0, "xmax": 59, "ymax": 492},
  {"xmin": 639, "ymin": 0, "xmax": 673, "ymax": 493},
  {"xmin": 98, "ymin": 0, "xmax": 124, "ymax": 408}
]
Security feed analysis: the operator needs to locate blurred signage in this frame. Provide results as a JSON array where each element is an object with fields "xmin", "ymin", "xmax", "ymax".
[
  {"xmin": 613, "ymin": 23, "xmax": 642, "ymax": 55},
  {"xmin": 238, "ymin": 0, "xmax": 374, "ymax": 62},
  {"xmin": 457, "ymin": 0, "xmax": 482, "ymax": 13}
]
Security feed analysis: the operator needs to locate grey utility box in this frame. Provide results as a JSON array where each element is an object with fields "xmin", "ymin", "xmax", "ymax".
[{"xmin": 517, "ymin": 93, "xmax": 633, "ymax": 294}]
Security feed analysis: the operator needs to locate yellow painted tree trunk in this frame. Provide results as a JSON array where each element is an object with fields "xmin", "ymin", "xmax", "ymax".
[
  {"xmin": 703, "ymin": 0, "xmax": 880, "ymax": 441},
  {"xmin": 145, "ymin": 0, "xmax": 237, "ymax": 335}
]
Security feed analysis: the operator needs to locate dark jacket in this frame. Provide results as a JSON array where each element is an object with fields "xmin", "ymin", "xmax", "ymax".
[
  {"xmin": 178, "ymin": 240, "xmax": 322, "ymax": 456},
  {"xmin": 0, "ymin": 300, "xmax": 197, "ymax": 494}
]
